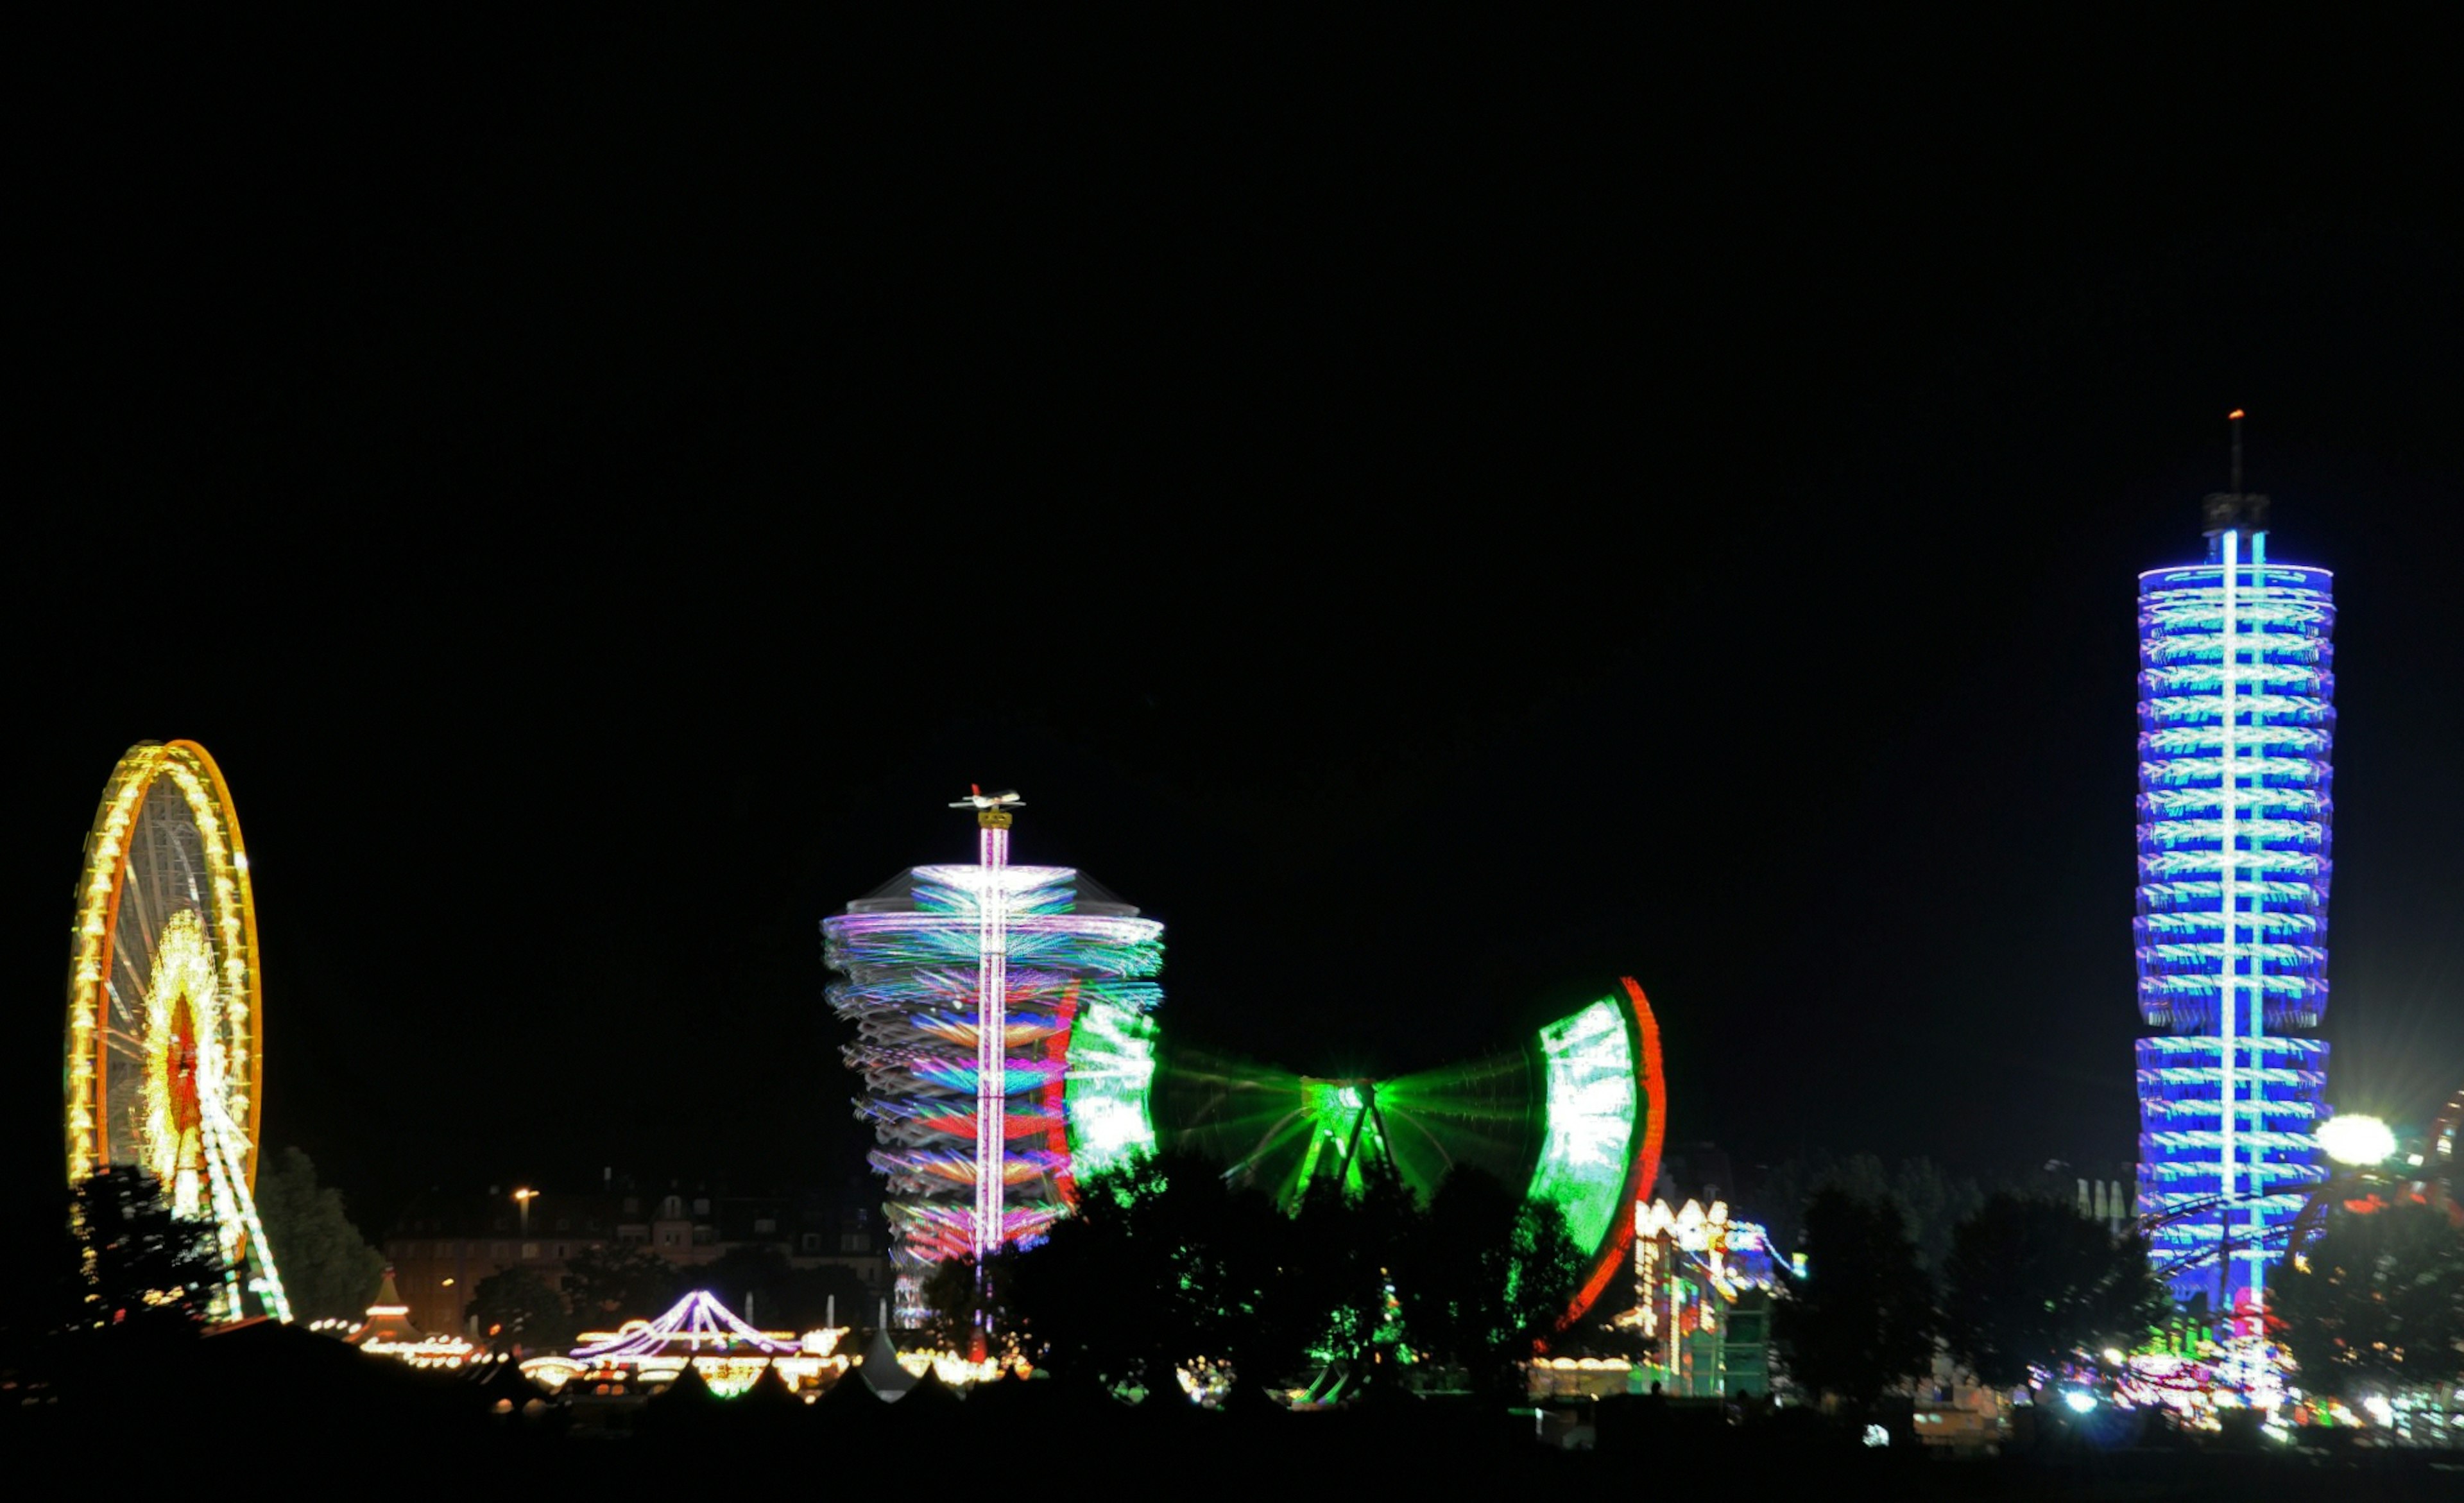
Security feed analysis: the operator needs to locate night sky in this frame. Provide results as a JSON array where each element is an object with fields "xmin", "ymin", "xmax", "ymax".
[{"xmin": 10, "ymin": 16, "xmax": 2458, "ymax": 1258}]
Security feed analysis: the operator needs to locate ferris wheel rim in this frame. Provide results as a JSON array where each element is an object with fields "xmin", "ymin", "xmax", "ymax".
[{"xmin": 64, "ymin": 739, "xmax": 264, "ymax": 1191}]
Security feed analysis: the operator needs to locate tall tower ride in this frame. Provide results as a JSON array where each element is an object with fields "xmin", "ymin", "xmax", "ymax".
[
  {"xmin": 2134, "ymin": 414, "xmax": 2335, "ymax": 1309},
  {"xmin": 825, "ymin": 791, "xmax": 1163, "ymax": 1323}
]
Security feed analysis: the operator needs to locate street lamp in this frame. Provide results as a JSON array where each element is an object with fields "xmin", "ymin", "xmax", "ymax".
[
  {"xmin": 2317, "ymin": 1115, "xmax": 2397, "ymax": 1168},
  {"xmin": 513, "ymin": 1187, "xmax": 538, "ymax": 1238}
]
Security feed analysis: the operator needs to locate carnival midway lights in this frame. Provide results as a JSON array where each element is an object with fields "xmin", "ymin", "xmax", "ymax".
[
  {"xmin": 1610, "ymin": 1198, "xmax": 1779, "ymax": 1398},
  {"xmin": 1159, "ymin": 977, "xmax": 1668, "ymax": 1327},
  {"xmin": 527, "ymin": 1291, "xmax": 838, "ymax": 1396},
  {"xmin": 64, "ymin": 740, "xmax": 292, "ymax": 1323},
  {"xmin": 825, "ymin": 790, "xmax": 1166, "ymax": 1323},
  {"xmin": 504, "ymin": 1291, "xmax": 1005, "ymax": 1398},
  {"xmin": 312, "ymin": 1267, "xmax": 482, "ymax": 1370},
  {"xmin": 2133, "ymin": 414, "xmax": 2335, "ymax": 1319}
]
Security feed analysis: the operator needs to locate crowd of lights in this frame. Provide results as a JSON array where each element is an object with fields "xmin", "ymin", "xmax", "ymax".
[
  {"xmin": 826, "ymin": 822, "xmax": 1164, "ymax": 1322},
  {"xmin": 2134, "ymin": 531, "xmax": 2336, "ymax": 1306},
  {"xmin": 63, "ymin": 741, "xmax": 290, "ymax": 1323}
]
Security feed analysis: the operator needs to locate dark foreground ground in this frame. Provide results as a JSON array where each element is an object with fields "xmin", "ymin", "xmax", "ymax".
[{"xmin": 7, "ymin": 1327, "xmax": 2459, "ymax": 1500}]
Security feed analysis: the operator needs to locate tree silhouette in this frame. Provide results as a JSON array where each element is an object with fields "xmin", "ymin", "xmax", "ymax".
[
  {"xmin": 1399, "ymin": 1165, "xmax": 1519, "ymax": 1371},
  {"xmin": 1398, "ymin": 1166, "xmax": 1583, "ymax": 1397},
  {"xmin": 469, "ymin": 1264, "xmax": 573, "ymax": 1350},
  {"xmin": 918, "ymin": 1247, "xmax": 1016, "ymax": 1352},
  {"xmin": 1007, "ymin": 1151, "xmax": 1274, "ymax": 1394},
  {"xmin": 1942, "ymin": 1192, "xmax": 2164, "ymax": 1389},
  {"xmin": 67, "ymin": 1166, "xmax": 222, "ymax": 1337},
  {"xmin": 1511, "ymin": 1197, "xmax": 1584, "ymax": 1342},
  {"xmin": 1758, "ymin": 1153, "xmax": 1985, "ymax": 1276},
  {"xmin": 1290, "ymin": 1157, "xmax": 1420, "ymax": 1382},
  {"xmin": 697, "ymin": 1244, "xmax": 793, "ymax": 1326},
  {"xmin": 253, "ymin": 1147, "xmax": 384, "ymax": 1322},
  {"xmin": 561, "ymin": 1243, "xmax": 683, "ymax": 1327},
  {"xmin": 1770, "ymin": 1187, "xmax": 1936, "ymax": 1413},
  {"xmin": 2273, "ymin": 1201, "xmax": 2464, "ymax": 1402}
]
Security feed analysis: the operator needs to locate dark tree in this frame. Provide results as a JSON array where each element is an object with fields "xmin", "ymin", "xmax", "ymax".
[
  {"xmin": 67, "ymin": 1167, "xmax": 223, "ymax": 1336},
  {"xmin": 1287, "ymin": 1158, "xmax": 1422, "ymax": 1382},
  {"xmin": 2273, "ymin": 1201, "xmax": 2464, "ymax": 1401},
  {"xmin": 1758, "ymin": 1153, "xmax": 1985, "ymax": 1276},
  {"xmin": 252, "ymin": 1147, "xmax": 384, "ymax": 1322},
  {"xmin": 1770, "ymin": 1187, "xmax": 1937, "ymax": 1413},
  {"xmin": 778, "ymin": 1261, "xmax": 874, "ymax": 1330},
  {"xmin": 918, "ymin": 1248, "xmax": 1023, "ymax": 1352},
  {"xmin": 1399, "ymin": 1165, "xmax": 1519, "ymax": 1373},
  {"xmin": 1008, "ymin": 1150, "xmax": 1290, "ymax": 1394},
  {"xmin": 1942, "ymin": 1192, "xmax": 2166, "ymax": 1389},
  {"xmin": 1398, "ymin": 1167, "xmax": 1584, "ymax": 1397},
  {"xmin": 1009, "ymin": 1154, "xmax": 1159, "ymax": 1387},
  {"xmin": 468, "ymin": 1264, "xmax": 572, "ymax": 1350},
  {"xmin": 697, "ymin": 1244, "xmax": 796, "ymax": 1326},
  {"xmin": 561, "ymin": 1242, "xmax": 682, "ymax": 1327},
  {"xmin": 1510, "ymin": 1198, "xmax": 1587, "ymax": 1343}
]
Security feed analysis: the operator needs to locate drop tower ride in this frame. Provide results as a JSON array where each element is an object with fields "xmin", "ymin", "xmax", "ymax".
[{"xmin": 2134, "ymin": 413, "xmax": 2335, "ymax": 1310}]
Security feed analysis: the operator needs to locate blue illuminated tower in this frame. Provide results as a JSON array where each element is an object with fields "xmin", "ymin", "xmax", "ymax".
[{"xmin": 2134, "ymin": 415, "xmax": 2334, "ymax": 1310}]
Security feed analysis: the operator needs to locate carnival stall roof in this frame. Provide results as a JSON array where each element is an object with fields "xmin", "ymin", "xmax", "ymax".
[{"xmin": 346, "ymin": 1269, "xmax": 422, "ymax": 1348}]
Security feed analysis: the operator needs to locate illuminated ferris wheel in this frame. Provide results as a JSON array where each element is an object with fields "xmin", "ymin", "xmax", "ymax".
[{"xmin": 65, "ymin": 741, "xmax": 291, "ymax": 1322}]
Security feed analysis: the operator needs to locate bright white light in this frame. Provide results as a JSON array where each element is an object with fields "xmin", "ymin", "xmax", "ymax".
[
  {"xmin": 1861, "ymin": 1423, "xmax": 1890, "ymax": 1448},
  {"xmin": 2063, "ymin": 1390, "xmax": 2098, "ymax": 1414},
  {"xmin": 2317, "ymin": 1114, "xmax": 2397, "ymax": 1166}
]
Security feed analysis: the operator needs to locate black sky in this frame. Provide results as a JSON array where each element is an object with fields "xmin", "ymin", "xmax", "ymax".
[{"xmin": 9, "ymin": 15, "xmax": 2459, "ymax": 1255}]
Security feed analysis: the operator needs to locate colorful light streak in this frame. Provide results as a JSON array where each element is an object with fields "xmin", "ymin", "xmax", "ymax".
[
  {"xmin": 2134, "ymin": 518, "xmax": 2335, "ymax": 1307},
  {"xmin": 826, "ymin": 823, "xmax": 1163, "ymax": 1322},
  {"xmin": 1158, "ymin": 977, "xmax": 1666, "ymax": 1329}
]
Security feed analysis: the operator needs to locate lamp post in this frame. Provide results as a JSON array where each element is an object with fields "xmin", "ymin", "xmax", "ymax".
[
  {"xmin": 513, "ymin": 1187, "xmax": 537, "ymax": 1239},
  {"xmin": 2316, "ymin": 1114, "xmax": 2396, "ymax": 1171}
]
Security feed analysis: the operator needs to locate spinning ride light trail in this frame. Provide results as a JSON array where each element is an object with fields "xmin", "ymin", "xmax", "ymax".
[
  {"xmin": 825, "ymin": 789, "xmax": 1163, "ymax": 1322},
  {"xmin": 2134, "ymin": 413, "xmax": 2334, "ymax": 1310},
  {"xmin": 1159, "ymin": 977, "xmax": 1665, "ymax": 1327},
  {"xmin": 64, "ymin": 741, "xmax": 291, "ymax": 1323}
]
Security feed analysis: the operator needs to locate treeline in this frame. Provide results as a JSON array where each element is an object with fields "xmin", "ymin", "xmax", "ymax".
[
  {"xmin": 1766, "ymin": 1181, "xmax": 2464, "ymax": 1411},
  {"xmin": 930, "ymin": 1150, "xmax": 1586, "ymax": 1401},
  {"xmin": 1772, "ymin": 1187, "xmax": 2166, "ymax": 1412}
]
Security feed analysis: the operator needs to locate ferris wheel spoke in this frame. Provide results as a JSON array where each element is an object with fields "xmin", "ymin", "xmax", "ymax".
[
  {"xmin": 105, "ymin": 979, "xmax": 138, "ymax": 1029},
  {"xmin": 201, "ymin": 1103, "xmax": 290, "ymax": 1323}
]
